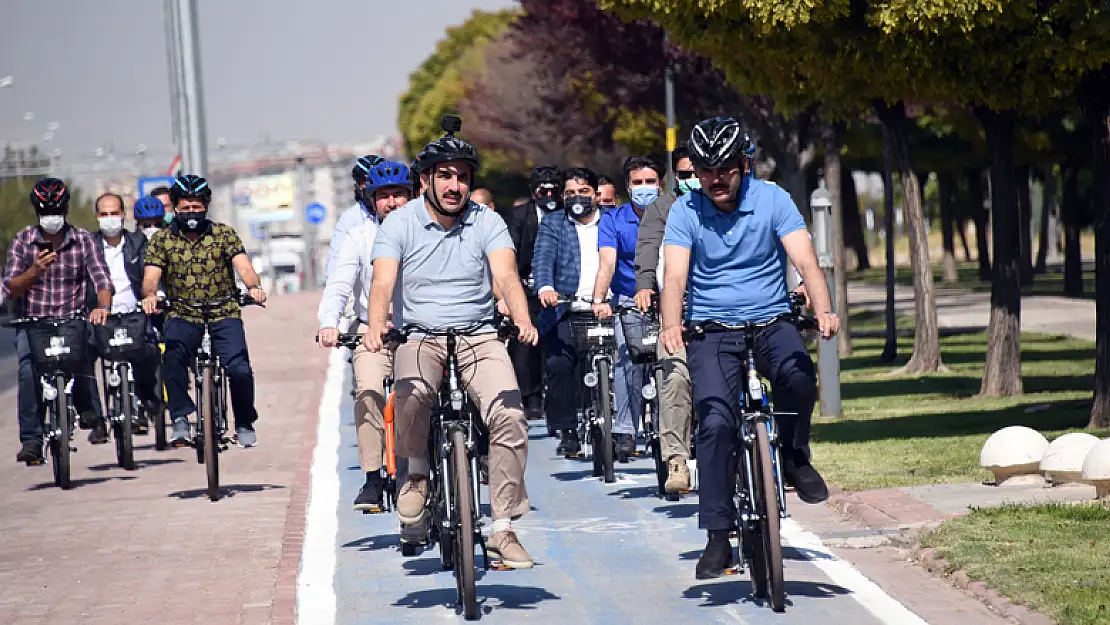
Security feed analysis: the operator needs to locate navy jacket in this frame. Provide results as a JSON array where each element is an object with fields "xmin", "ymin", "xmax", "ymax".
[{"xmin": 532, "ymin": 208, "xmax": 608, "ymax": 336}]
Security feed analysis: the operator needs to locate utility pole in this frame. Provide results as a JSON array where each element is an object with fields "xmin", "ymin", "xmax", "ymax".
[
  {"xmin": 162, "ymin": 0, "xmax": 183, "ymax": 149},
  {"xmin": 810, "ymin": 184, "xmax": 842, "ymax": 419},
  {"xmin": 295, "ymin": 157, "xmax": 317, "ymax": 290},
  {"xmin": 663, "ymin": 32, "xmax": 677, "ymax": 192},
  {"xmin": 175, "ymin": 0, "xmax": 208, "ymax": 177}
]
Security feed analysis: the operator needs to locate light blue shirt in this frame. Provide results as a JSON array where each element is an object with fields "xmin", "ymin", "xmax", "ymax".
[
  {"xmin": 371, "ymin": 196, "xmax": 514, "ymax": 331},
  {"xmin": 325, "ymin": 202, "xmax": 372, "ymax": 279},
  {"xmin": 597, "ymin": 202, "xmax": 641, "ymax": 298},
  {"xmin": 663, "ymin": 178, "xmax": 806, "ymax": 324}
]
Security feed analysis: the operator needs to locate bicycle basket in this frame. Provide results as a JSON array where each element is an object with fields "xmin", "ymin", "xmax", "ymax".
[
  {"xmin": 569, "ymin": 314, "xmax": 616, "ymax": 353},
  {"xmin": 94, "ymin": 312, "xmax": 148, "ymax": 361},
  {"xmin": 619, "ymin": 308, "xmax": 660, "ymax": 364},
  {"xmin": 26, "ymin": 319, "xmax": 88, "ymax": 372}
]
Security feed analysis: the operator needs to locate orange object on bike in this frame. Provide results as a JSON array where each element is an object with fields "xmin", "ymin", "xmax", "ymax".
[{"xmin": 384, "ymin": 391, "xmax": 397, "ymax": 477}]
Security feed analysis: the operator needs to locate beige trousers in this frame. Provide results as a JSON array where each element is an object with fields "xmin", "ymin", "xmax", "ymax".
[
  {"xmin": 350, "ymin": 343, "xmax": 393, "ymax": 473},
  {"xmin": 658, "ymin": 341, "xmax": 692, "ymax": 461},
  {"xmin": 392, "ymin": 334, "xmax": 530, "ymax": 520}
]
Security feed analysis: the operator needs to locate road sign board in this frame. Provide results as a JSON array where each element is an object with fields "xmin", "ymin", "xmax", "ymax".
[
  {"xmin": 305, "ymin": 202, "xmax": 327, "ymax": 225},
  {"xmin": 137, "ymin": 176, "xmax": 176, "ymax": 198}
]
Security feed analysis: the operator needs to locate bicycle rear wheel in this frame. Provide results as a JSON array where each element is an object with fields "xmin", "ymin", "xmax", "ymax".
[
  {"xmin": 596, "ymin": 359, "xmax": 615, "ymax": 483},
  {"xmin": 52, "ymin": 373, "xmax": 72, "ymax": 489},
  {"xmin": 153, "ymin": 365, "xmax": 168, "ymax": 451},
  {"xmin": 115, "ymin": 366, "xmax": 136, "ymax": 470},
  {"xmin": 755, "ymin": 422, "xmax": 785, "ymax": 612},
  {"xmin": 449, "ymin": 427, "xmax": 477, "ymax": 619},
  {"xmin": 202, "ymin": 367, "xmax": 220, "ymax": 501}
]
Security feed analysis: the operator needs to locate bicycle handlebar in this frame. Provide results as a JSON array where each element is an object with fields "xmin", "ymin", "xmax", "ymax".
[
  {"xmin": 682, "ymin": 312, "xmax": 818, "ymax": 342},
  {"xmin": 383, "ymin": 316, "xmax": 517, "ymax": 347},
  {"xmin": 156, "ymin": 291, "xmax": 265, "ymax": 313},
  {"xmin": 316, "ymin": 332, "xmax": 363, "ymax": 350},
  {"xmin": 1, "ymin": 312, "xmax": 85, "ymax": 328}
]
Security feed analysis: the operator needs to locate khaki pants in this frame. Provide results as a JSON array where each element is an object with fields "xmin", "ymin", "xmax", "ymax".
[
  {"xmin": 658, "ymin": 341, "xmax": 692, "ymax": 461},
  {"xmin": 393, "ymin": 334, "xmax": 530, "ymax": 520},
  {"xmin": 351, "ymin": 343, "xmax": 393, "ymax": 473}
]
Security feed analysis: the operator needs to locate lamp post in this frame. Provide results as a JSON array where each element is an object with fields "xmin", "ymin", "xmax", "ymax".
[{"xmin": 810, "ymin": 184, "xmax": 842, "ymax": 419}]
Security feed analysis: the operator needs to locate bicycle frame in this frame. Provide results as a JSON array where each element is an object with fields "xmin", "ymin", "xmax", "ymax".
[{"xmin": 192, "ymin": 320, "xmax": 229, "ymax": 453}]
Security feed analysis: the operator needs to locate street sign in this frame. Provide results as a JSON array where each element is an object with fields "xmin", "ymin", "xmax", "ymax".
[
  {"xmin": 137, "ymin": 176, "xmax": 176, "ymax": 198},
  {"xmin": 305, "ymin": 202, "xmax": 327, "ymax": 225}
]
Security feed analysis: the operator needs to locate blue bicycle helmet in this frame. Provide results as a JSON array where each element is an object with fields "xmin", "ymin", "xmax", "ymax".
[
  {"xmin": 133, "ymin": 196, "xmax": 166, "ymax": 220},
  {"xmin": 364, "ymin": 160, "xmax": 413, "ymax": 193}
]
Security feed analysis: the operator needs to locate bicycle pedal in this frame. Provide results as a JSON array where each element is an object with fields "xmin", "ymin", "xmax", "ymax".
[
  {"xmin": 25, "ymin": 459, "xmax": 44, "ymax": 466},
  {"xmin": 488, "ymin": 558, "xmax": 513, "ymax": 572},
  {"xmin": 724, "ymin": 565, "xmax": 744, "ymax": 576}
]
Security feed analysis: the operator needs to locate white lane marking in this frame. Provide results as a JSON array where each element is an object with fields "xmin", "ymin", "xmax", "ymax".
[
  {"xmin": 781, "ymin": 518, "xmax": 930, "ymax": 625},
  {"xmin": 296, "ymin": 348, "xmax": 346, "ymax": 625}
]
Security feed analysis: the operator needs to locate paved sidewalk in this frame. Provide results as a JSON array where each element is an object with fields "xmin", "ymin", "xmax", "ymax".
[
  {"xmin": 848, "ymin": 281, "xmax": 1096, "ymax": 342},
  {"xmin": 0, "ymin": 291, "xmax": 326, "ymax": 625}
]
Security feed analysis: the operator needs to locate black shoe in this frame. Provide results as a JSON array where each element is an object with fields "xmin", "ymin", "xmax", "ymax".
[
  {"xmin": 87, "ymin": 420, "xmax": 109, "ymax": 445},
  {"xmin": 695, "ymin": 530, "xmax": 734, "ymax": 580},
  {"xmin": 616, "ymin": 433, "xmax": 635, "ymax": 463},
  {"xmin": 78, "ymin": 409, "xmax": 100, "ymax": 430},
  {"xmin": 556, "ymin": 429, "xmax": 582, "ymax": 458},
  {"xmin": 353, "ymin": 472, "xmax": 385, "ymax": 513},
  {"xmin": 524, "ymin": 395, "xmax": 543, "ymax": 421},
  {"xmin": 16, "ymin": 440, "xmax": 44, "ymax": 464},
  {"xmin": 784, "ymin": 452, "xmax": 829, "ymax": 504}
]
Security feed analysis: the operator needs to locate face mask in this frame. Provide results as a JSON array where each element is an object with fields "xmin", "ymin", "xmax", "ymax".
[
  {"xmin": 142, "ymin": 226, "xmax": 160, "ymax": 240},
  {"xmin": 163, "ymin": 212, "xmax": 175, "ymax": 226},
  {"xmin": 98, "ymin": 216, "xmax": 124, "ymax": 236},
  {"xmin": 540, "ymin": 197, "xmax": 562, "ymax": 213},
  {"xmin": 39, "ymin": 215, "xmax": 65, "ymax": 235},
  {"xmin": 176, "ymin": 210, "xmax": 208, "ymax": 232},
  {"xmin": 678, "ymin": 178, "xmax": 702, "ymax": 195},
  {"xmin": 565, "ymin": 195, "xmax": 596, "ymax": 219},
  {"xmin": 630, "ymin": 185, "xmax": 660, "ymax": 207}
]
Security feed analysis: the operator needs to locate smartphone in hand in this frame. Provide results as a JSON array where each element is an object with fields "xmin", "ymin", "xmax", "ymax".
[{"xmin": 38, "ymin": 242, "xmax": 54, "ymax": 255}]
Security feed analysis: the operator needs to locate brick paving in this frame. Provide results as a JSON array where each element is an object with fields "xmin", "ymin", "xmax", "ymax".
[{"xmin": 0, "ymin": 291, "xmax": 327, "ymax": 624}]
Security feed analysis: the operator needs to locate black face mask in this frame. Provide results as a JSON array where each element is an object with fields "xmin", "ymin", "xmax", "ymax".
[
  {"xmin": 538, "ymin": 196, "xmax": 562, "ymax": 213},
  {"xmin": 564, "ymin": 195, "xmax": 596, "ymax": 219},
  {"xmin": 176, "ymin": 210, "xmax": 208, "ymax": 232}
]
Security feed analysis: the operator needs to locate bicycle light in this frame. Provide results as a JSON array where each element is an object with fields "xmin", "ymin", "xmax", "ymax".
[
  {"xmin": 107, "ymin": 369, "xmax": 121, "ymax": 388},
  {"xmin": 641, "ymin": 382, "xmax": 657, "ymax": 400},
  {"xmin": 583, "ymin": 371, "xmax": 598, "ymax": 387},
  {"xmin": 42, "ymin": 384, "xmax": 58, "ymax": 401}
]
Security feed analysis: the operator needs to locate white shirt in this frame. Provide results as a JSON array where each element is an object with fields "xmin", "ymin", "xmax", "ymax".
[
  {"xmin": 573, "ymin": 211, "xmax": 601, "ymax": 311},
  {"xmin": 103, "ymin": 238, "xmax": 138, "ymax": 314},
  {"xmin": 325, "ymin": 202, "xmax": 372, "ymax": 280},
  {"xmin": 318, "ymin": 218, "xmax": 378, "ymax": 329}
]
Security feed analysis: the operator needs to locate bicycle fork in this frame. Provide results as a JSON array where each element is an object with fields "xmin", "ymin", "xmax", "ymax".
[{"xmin": 40, "ymin": 375, "xmax": 75, "ymax": 451}]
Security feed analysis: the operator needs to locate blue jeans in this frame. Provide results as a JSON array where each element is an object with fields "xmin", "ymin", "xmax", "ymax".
[
  {"xmin": 162, "ymin": 317, "xmax": 257, "ymax": 428},
  {"xmin": 611, "ymin": 295, "xmax": 642, "ymax": 436},
  {"xmin": 16, "ymin": 326, "xmax": 103, "ymax": 443},
  {"xmin": 686, "ymin": 320, "xmax": 816, "ymax": 530}
]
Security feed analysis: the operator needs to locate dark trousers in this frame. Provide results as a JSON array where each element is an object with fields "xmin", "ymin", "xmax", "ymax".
[
  {"xmin": 99, "ymin": 342, "xmax": 162, "ymax": 405},
  {"xmin": 163, "ymin": 317, "xmax": 257, "ymax": 428},
  {"xmin": 686, "ymin": 320, "xmax": 816, "ymax": 530},
  {"xmin": 509, "ymin": 295, "xmax": 544, "ymax": 407},
  {"xmin": 543, "ymin": 312, "xmax": 592, "ymax": 431},
  {"xmin": 16, "ymin": 327, "xmax": 103, "ymax": 443}
]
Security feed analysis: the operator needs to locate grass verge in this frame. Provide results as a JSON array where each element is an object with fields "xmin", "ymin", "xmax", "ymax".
[{"xmin": 851, "ymin": 262, "xmax": 1095, "ymax": 300}]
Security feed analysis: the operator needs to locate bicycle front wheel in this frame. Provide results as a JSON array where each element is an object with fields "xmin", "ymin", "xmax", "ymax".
[
  {"xmin": 596, "ymin": 359, "xmax": 615, "ymax": 484},
  {"xmin": 52, "ymin": 373, "xmax": 72, "ymax": 489},
  {"xmin": 202, "ymin": 367, "xmax": 220, "ymax": 501},
  {"xmin": 449, "ymin": 427, "xmax": 477, "ymax": 619},
  {"xmin": 755, "ymin": 422, "xmax": 785, "ymax": 612},
  {"xmin": 115, "ymin": 366, "xmax": 136, "ymax": 470}
]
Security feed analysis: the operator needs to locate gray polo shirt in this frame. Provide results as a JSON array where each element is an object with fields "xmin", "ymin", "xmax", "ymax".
[{"xmin": 371, "ymin": 196, "xmax": 515, "ymax": 331}]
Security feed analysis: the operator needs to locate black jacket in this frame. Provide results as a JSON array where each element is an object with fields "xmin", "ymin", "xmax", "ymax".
[
  {"xmin": 503, "ymin": 199, "xmax": 543, "ymax": 292},
  {"xmin": 87, "ymin": 230, "xmax": 147, "ymax": 310}
]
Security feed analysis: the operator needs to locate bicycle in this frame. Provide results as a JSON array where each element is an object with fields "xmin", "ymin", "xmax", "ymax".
[
  {"xmin": 93, "ymin": 308, "xmax": 151, "ymax": 471},
  {"xmin": 615, "ymin": 302, "xmax": 669, "ymax": 494},
  {"xmin": 6, "ymin": 314, "xmax": 88, "ymax": 489},
  {"xmin": 158, "ymin": 292, "xmax": 263, "ymax": 502},
  {"xmin": 682, "ymin": 301, "xmax": 816, "ymax": 613},
  {"xmin": 382, "ymin": 316, "xmax": 516, "ymax": 621}
]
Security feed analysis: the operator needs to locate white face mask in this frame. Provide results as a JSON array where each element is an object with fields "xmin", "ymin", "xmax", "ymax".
[
  {"xmin": 141, "ymin": 226, "xmax": 160, "ymax": 240},
  {"xmin": 39, "ymin": 215, "xmax": 65, "ymax": 235},
  {"xmin": 98, "ymin": 216, "xmax": 124, "ymax": 236}
]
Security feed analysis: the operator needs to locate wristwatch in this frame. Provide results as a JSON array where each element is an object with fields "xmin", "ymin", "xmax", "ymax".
[{"xmin": 592, "ymin": 297, "xmax": 604, "ymax": 304}]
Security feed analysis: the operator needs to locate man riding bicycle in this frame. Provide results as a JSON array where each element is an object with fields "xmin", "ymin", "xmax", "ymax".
[
  {"xmin": 363, "ymin": 122, "xmax": 539, "ymax": 569},
  {"xmin": 140, "ymin": 174, "xmax": 268, "ymax": 448},
  {"xmin": 658, "ymin": 117, "xmax": 839, "ymax": 579},
  {"xmin": 317, "ymin": 159, "xmax": 415, "ymax": 512},
  {"xmin": 326, "ymin": 154, "xmax": 384, "ymax": 279}
]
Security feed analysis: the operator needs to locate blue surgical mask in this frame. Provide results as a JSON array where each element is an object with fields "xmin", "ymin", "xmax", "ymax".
[
  {"xmin": 630, "ymin": 185, "xmax": 660, "ymax": 207},
  {"xmin": 678, "ymin": 178, "xmax": 702, "ymax": 195}
]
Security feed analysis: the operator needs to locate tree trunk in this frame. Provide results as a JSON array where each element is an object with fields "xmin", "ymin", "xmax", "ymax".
[
  {"xmin": 939, "ymin": 171, "xmax": 959, "ymax": 283},
  {"xmin": 974, "ymin": 107, "xmax": 1023, "ymax": 396},
  {"xmin": 1061, "ymin": 165, "xmax": 1085, "ymax": 297},
  {"xmin": 876, "ymin": 100, "xmax": 943, "ymax": 374},
  {"xmin": 1016, "ymin": 165, "xmax": 1035, "ymax": 285},
  {"xmin": 1080, "ymin": 68, "xmax": 1110, "ymax": 429},
  {"xmin": 1034, "ymin": 164, "xmax": 1057, "ymax": 274},
  {"xmin": 841, "ymin": 167, "xmax": 870, "ymax": 270},
  {"xmin": 965, "ymin": 168, "xmax": 992, "ymax": 280},
  {"xmin": 824, "ymin": 122, "xmax": 852, "ymax": 356},
  {"xmin": 955, "ymin": 203, "xmax": 973, "ymax": 262},
  {"xmin": 880, "ymin": 122, "xmax": 898, "ymax": 363}
]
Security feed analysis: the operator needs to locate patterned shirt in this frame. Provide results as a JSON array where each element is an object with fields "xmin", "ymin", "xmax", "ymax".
[
  {"xmin": 144, "ymin": 221, "xmax": 246, "ymax": 323},
  {"xmin": 1, "ymin": 225, "xmax": 113, "ymax": 318}
]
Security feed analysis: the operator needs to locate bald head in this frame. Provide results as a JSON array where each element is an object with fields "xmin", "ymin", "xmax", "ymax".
[{"xmin": 471, "ymin": 188, "xmax": 495, "ymax": 211}]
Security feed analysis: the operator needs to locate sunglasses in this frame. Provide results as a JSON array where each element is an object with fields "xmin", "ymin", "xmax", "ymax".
[{"xmin": 675, "ymin": 170, "xmax": 696, "ymax": 180}]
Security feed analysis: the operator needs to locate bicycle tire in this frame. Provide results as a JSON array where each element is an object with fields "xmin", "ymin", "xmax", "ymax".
[
  {"xmin": 450, "ymin": 427, "xmax": 478, "ymax": 619},
  {"xmin": 755, "ymin": 422, "xmax": 786, "ymax": 612},
  {"xmin": 116, "ymin": 366, "xmax": 136, "ymax": 470},
  {"xmin": 153, "ymin": 366, "xmax": 168, "ymax": 451},
  {"xmin": 202, "ymin": 367, "xmax": 220, "ymax": 501},
  {"xmin": 597, "ymin": 359, "xmax": 615, "ymax": 483},
  {"xmin": 52, "ymin": 373, "xmax": 71, "ymax": 489}
]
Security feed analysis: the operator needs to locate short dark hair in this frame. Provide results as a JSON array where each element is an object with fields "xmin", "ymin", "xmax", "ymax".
[
  {"xmin": 94, "ymin": 192, "xmax": 125, "ymax": 214},
  {"xmin": 149, "ymin": 186, "xmax": 171, "ymax": 198},
  {"xmin": 671, "ymin": 144, "xmax": 691, "ymax": 170},
  {"xmin": 622, "ymin": 156, "xmax": 663, "ymax": 186},
  {"xmin": 597, "ymin": 175, "xmax": 617, "ymax": 188},
  {"xmin": 563, "ymin": 167, "xmax": 598, "ymax": 191}
]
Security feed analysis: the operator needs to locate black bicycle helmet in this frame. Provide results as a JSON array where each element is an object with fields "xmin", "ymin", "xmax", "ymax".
[
  {"xmin": 688, "ymin": 116, "xmax": 754, "ymax": 168},
  {"xmin": 352, "ymin": 154, "xmax": 383, "ymax": 182},
  {"xmin": 169, "ymin": 174, "xmax": 212, "ymax": 205},
  {"xmin": 30, "ymin": 178, "xmax": 70, "ymax": 214},
  {"xmin": 412, "ymin": 127, "xmax": 480, "ymax": 175}
]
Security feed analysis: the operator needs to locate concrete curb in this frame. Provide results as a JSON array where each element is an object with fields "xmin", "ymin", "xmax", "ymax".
[
  {"xmin": 909, "ymin": 545, "xmax": 1056, "ymax": 625},
  {"xmin": 828, "ymin": 492, "xmax": 899, "ymax": 529}
]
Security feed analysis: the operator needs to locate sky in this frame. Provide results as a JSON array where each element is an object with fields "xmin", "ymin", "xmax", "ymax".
[{"xmin": 0, "ymin": 0, "xmax": 515, "ymax": 161}]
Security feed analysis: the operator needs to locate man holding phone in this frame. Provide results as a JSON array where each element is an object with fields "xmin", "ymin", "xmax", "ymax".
[{"xmin": 1, "ymin": 178, "xmax": 114, "ymax": 464}]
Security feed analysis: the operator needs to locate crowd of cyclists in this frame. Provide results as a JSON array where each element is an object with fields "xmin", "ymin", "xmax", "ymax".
[{"xmin": 0, "ymin": 111, "xmax": 838, "ymax": 585}]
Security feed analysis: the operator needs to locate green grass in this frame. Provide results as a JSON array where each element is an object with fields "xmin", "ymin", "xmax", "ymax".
[
  {"xmin": 851, "ymin": 262, "xmax": 1096, "ymax": 300},
  {"xmin": 811, "ymin": 310, "xmax": 1104, "ymax": 491},
  {"xmin": 919, "ymin": 504, "xmax": 1110, "ymax": 625}
]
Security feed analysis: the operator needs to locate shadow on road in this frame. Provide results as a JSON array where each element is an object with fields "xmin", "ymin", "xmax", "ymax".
[
  {"xmin": 27, "ymin": 474, "xmax": 139, "ymax": 491},
  {"xmin": 167, "ymin": 482, "xmax": 285, "ymax": 499},
  {"xmin": 393, "ymin": 584, "xmax": 559, "ymax": 613},
  {"xmin": 653, "ymin": 502, "xmax": 697, "ymax": 519},
  {"xmin": 86, "ymin": 457, "xmax": 186, "ymax": 471},
  {"xmin": 342, "ymin": 533, "xmax": 402, "ymax": 551},
  {"xmin": 683, "ymin": 578, "xmax": 850, "ymax": 607}
]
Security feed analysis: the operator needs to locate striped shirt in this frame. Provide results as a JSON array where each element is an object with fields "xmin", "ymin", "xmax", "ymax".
[{"xmin": 1, "ymin": 225, "xmax": 113, "ymax": 317}]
